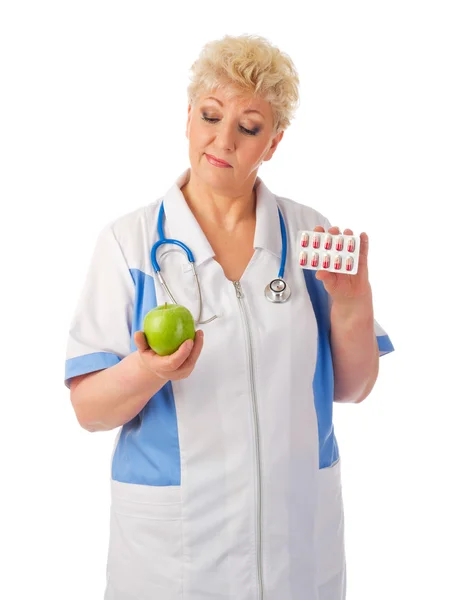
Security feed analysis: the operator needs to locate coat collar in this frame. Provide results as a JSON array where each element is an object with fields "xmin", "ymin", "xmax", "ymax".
[{"xmin": 161, "ymin": 168, "xmax": 282, "ymax": 267}]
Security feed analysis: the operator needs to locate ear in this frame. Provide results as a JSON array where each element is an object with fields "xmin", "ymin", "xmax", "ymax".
[
  {"xmin": 263, "ymin": 130, "xmax": 284, "ymax": 162},
  {"xmin": 185, "ymin": 104, "xmax": 192, "ymax": 139}
]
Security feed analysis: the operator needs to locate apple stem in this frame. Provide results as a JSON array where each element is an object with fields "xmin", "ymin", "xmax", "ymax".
[{"xmin": 164, "ymin": 302, "xmax": 167, "ymax": 309}]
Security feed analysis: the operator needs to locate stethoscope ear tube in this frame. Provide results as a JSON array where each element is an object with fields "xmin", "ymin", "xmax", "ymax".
[{"xmin": 151, "ymin": 238, "xmax": 195, "ymax": 272}]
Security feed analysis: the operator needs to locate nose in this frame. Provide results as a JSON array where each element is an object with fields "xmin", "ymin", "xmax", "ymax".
[{"xmin": 214, "ymin": 120, "xmax": 236, "ymax": 152}]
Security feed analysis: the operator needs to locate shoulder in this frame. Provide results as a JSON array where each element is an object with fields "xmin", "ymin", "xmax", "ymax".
[
  {"xmin": 274, "ymin": 193, "xmax": 333, "ymax": 231},
  {"xmin": 96, "ymin": 197, "xmax": 163, "ymax": 273},
  {"xmin": 107, "ymin": 199, "xmax": 161, "ymax": 242}
]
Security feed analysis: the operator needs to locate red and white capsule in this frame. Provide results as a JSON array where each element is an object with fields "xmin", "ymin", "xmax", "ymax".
[
  {"xmin": 336, "ymin": 236, "xmax": 344, "ymax": 251},
  {"xmin": 324, "ymin": 234, "xmax": 333, "ymax": 250},
  {"xmin": 334, "ymin": 255, "xmax": 342, "ymax": 270},
  {"xmin": 347, "ymin": 237, "xmax": 355, "ymax": 252},
  {"xmin": 311, "ymin": 252, "xmax": 319, "ymax": 267},
  {"xmin": 299, "ymin": 251, "xmax": 308, "ymax": 266},
  {"xmin": 322, "ymin": 254, "xmax": 331, "ymax": 269},
  {"xmin": 300, "ymin": 232, "xmax": 309, "ymax": 247},
  {"xmin": 312, "ymin": 233, "xmax": 321, "ymax": 249},
  {"xmin": 346, "ymin": 256, "xmax": 354, "ymax": 272}
]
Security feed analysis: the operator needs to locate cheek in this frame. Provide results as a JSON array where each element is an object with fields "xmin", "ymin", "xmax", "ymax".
[
  {"xmin": 188, "ymin": 124, "xmax": 210, "ymax": 149},
  {"xmin": 245, "ymin": 142, "xmax": 266, "ymax": 162}
]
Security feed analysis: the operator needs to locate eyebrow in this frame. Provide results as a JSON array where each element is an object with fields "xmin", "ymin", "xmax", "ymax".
[{"xmin": 203, "ymin": 96, "xmax": 265, "ymax": 119}]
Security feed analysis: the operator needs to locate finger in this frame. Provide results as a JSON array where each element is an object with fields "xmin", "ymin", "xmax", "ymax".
[
  {"xmin": 177, "ymin": 330, "xmax": 205, "ymax": 372},
  {"xmin": 316, "ymin": 269, "xmax": 336, "ymax": 282},
  {"xmin": 358, "ymin": 232, "xmax": 369, "ymax": 262},
  {"xmin": 134, "ymin": 331, "xmax": 149, "ymax": 352},
  {"xmin": 156, "ymin": 336, "xmax": 196, "ymax": 372},
  {"xmin": 313, "ymin": 225, "xmax": 324, "ymax": 232},
  {"xmin": 343, "ymin": 228, "xmax": 354, "ymax": 235},
  {"xmin": 327, "ymin": 226, "xmax": 341, "ymax": 235}
]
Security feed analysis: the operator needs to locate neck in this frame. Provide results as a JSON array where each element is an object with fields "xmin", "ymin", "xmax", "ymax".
[{"xmin": 181, "ymin": 171, "xmax": 257, "ymax": 233}]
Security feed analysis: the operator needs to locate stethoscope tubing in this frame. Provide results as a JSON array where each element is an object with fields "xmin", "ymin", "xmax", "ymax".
[{"xmin": 150, "ymin": 199, "xmax": 291, "ymax": 309}]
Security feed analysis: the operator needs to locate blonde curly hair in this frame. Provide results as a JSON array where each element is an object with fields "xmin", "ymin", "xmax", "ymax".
[{"xmin": 187, "ymin": 34, "xmax": 300, "ymax": 134}]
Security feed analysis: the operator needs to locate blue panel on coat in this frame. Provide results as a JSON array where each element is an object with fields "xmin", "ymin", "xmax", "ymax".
[
  {"xmin": 111, "ymin": 269, "xmax": 181, "ymax": 486},
  {"xmin": 303, "ymin": 270, "xmax": 339, "ymax": 469}
]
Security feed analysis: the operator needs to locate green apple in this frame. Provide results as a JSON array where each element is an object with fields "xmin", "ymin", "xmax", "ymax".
[{"xmin": 143, "ymin": 302, "xmax": 196, "ymax": 356}]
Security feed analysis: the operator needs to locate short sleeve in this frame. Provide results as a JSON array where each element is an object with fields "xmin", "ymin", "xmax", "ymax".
[
  {"xmin": 64, "ymin": 224, "xmax": 135, "ymax": 389},
  {"xmin": 321, "ymin": 216, "xmax": 394, "ymax": 357},
  {"xmin": 374, "ymin": 319, "xmax": 394, "ymax": 357}
]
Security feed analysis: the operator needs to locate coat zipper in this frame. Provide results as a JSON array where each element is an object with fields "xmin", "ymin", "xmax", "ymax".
[{"xmin": 233, "ymin": 280, "xmax": 263, "ymax": 600}]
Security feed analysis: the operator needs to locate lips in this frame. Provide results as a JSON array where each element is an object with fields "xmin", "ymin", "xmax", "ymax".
[{"xmin": 205, "ymin": 154, "xmax": 232, "ymax": 167}]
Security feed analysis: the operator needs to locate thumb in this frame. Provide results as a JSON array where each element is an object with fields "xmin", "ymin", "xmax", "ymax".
[
  {"xmin": 134, "ymin": 331, "xmax": 149, "ymax": 352},
  {"xmin": 316, "ymin": 270, "xmax": 333, "ymax": 282}
]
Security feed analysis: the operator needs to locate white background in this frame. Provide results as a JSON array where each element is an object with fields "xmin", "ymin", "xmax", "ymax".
[{"xmin": 1, "ymin": 1, "xmax": 469, "ymax": 598}]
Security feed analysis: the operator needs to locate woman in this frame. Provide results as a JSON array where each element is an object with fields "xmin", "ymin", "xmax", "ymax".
[{"xmin": 65, "ymin": 34, "xmax": 394, "ymax": 600}]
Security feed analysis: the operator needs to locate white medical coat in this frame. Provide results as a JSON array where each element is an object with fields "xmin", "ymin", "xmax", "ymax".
[{"xmin": 65, "ymin": 168, "xmax": 394, "ymax": 600}]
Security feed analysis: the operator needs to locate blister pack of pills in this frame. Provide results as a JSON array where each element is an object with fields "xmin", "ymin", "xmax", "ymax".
[{"xmin": 296, "ymin": 230, "xmax": 361, "ymax": 275}]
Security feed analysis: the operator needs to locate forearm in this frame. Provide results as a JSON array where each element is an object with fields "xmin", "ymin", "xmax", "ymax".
[
  {"xmin": 73, "ymin": 351, "xmax": 168, "ymax": 432},
  {"xmin": 330, "ymin": 292, "xmax": 379, "ymax": 403}
]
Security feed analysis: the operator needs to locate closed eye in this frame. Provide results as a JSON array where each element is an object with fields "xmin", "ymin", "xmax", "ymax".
[{"xmin": 201, "ymin": 115, "xmax": 259, "ymax": 136}]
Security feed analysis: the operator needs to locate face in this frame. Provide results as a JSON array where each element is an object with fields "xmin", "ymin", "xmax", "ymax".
[{"xmin": 185, "ymin": 87, "xmax": 284, "ymax": 194}]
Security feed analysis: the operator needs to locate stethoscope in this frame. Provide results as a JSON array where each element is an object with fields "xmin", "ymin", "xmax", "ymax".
[{"xmin": 150, "ymin": 201, "xmax": 291, "ymax": 325}]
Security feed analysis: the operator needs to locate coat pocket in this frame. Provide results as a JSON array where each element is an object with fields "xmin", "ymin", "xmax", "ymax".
[
  {"xmin": 314, "ymin": 459, "xmax": 346, "ymax": 587},
  {"xmin": 105, "ymin": 480, "xmax": 183, "ymax": 600}
]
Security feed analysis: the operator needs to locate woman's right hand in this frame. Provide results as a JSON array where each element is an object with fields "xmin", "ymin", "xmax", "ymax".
[{"xmin": 133, "ymin": 330, "xmax": 204, "ymax": 382}]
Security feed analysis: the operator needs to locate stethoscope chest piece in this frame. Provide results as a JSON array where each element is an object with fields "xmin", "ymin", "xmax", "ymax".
[{"xmin": 265, "ymin": 278, "xmax": 291, "ymax": 303}]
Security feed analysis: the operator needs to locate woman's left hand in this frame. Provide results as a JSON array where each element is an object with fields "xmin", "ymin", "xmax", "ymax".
[{"xmin": 314, "ymin": 226, "xmax": 372, "ymax": 305}]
